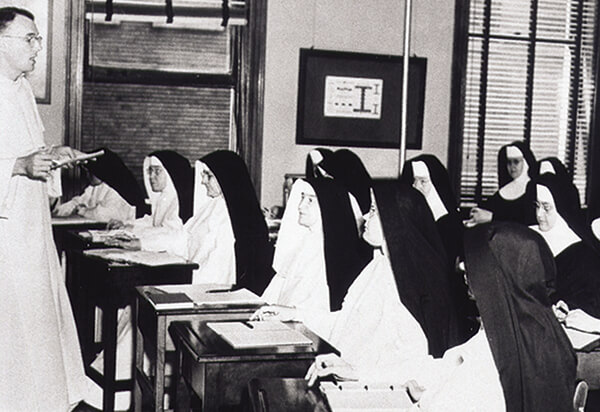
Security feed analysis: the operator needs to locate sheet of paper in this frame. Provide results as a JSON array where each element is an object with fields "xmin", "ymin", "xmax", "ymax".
[
  {"xmin": 563, "ymin": 325, "xmax": 600, "ymax": 351},
  {"xmin": 148, "ymin": 285, "xmax": 264, "ymax": 306},
  {"xmin": 320, "ymin": 381, "xmax": 414, "ymax": 411}
]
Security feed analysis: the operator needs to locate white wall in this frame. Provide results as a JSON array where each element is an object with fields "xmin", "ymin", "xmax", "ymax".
[
  {"xmin": 260, "ymin": 0, "xmax": 456, "ymax": 207},
  {"xmin": 37, "ymin": 0, "xmax": 67, "ymax": 147}
]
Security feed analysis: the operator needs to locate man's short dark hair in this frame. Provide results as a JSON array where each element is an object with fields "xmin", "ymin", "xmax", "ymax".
[{"xmin": 0, "ymin": 7, "xmax": 35, "ymax": 34}]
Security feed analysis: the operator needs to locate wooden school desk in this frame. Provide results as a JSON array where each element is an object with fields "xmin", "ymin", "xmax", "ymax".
[
  {"xmin": 73, "ymin": 249, "xmax": 197, "ymax": 412},
  {"xmin": 133, "ymin": 285, "xmax": 263, "ymax": 412},
  {"xmin": 51, "ymin": 216, "xmax": 105, "ymax": 259},
  {"xmin": 63, "ymin": 230, "xmax": 111, "ymax": 321},
  {"xmin": 169, "ymin": 320, "xmax": 339, "ymax": 412}
]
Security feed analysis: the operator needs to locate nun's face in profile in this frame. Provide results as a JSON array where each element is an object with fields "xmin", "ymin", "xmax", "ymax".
[
  {"xmin": 148, "ymin": 164, "xmax": 168, "ymax": 192},
  {"xmin": 297, "ymin": 191, "xmax": 319, "ymax": 228},
  {"xmin": 201, "ymin": 168, "xmax": 223, "ymax": 198},
  {"xmin": 536, "ymin": 184, "xmax": 558, "ymax": 232},
  {"xmin": 506, "ymin": 155, "xmax": 525, "ymax": 180},
  {"xmin": 362, "ymin": 202, "xmax": 383, "ymax": 247},
  {"xmin": 413, "ymin": 176, "xmax": 432, "ymax": 197}
]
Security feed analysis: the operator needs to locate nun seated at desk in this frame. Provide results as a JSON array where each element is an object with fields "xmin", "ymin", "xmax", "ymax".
[
  {"xmin": 401, "ymin": 154, "xmax": 464, "ymax": 268},
  {"xmin": 113, "ymin": 150, "xmax": 275, "ymax": 292},
  {"xmin": 538, "ymin": 157, "xmax": 581, "ymax": 210},
  {"xmin": 401, "ymin": 154, "xmax": 475, "ymax": 337},
  {"xmin": 464, "ymin": 141, "xmax": 538, "ymax": 228},
  {"xmin": 260, "ymin": 176, "xmax": 370, "ymax": 320},
  {"xmin": 529, "ymin": 173, "xmax": 600, "ymax": 319},
  {"xmin": 186, "ymin": 150, "xmax": 275, "ymax": 294},
  {"xmin": 307, "ymin": 222, "xmax": 577, "ymax": 412},
  {"xmin": 106, "ymin": 150, "xmax": 193, "ymax": 256},
  {"xmin": 254, "ymin": 181, "xmax": 463, "ymax": 366},
  {"xmin": 53, "ymin": 148, "xmax": 148, "ymax": 222}
]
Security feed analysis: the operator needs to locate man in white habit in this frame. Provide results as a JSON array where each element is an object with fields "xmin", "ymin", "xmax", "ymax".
[{"xmin": 0, "ymin": 7, "xmax": 88, "ymax": 411}]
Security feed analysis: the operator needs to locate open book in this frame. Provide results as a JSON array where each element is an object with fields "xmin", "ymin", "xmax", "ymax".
[
  {"xmin": 206, "ymin": 320, "xmax": 313, "ymax": 350},
  {"xmin": 320, "ymin": 381, "xmax": 414, "ymax": 411}
]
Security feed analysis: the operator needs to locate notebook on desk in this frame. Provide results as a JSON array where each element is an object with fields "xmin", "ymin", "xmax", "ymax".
[
  {"xmin": 145, "ymin": 291, "xmax": 195, "ymax": 310},
  {"xmin": 206, "ymin": 320, "xmax": 313, "ymax": 350},
  {"xmin": 320, "ymin": 381, "xmax": 413, "ymax": 411}
]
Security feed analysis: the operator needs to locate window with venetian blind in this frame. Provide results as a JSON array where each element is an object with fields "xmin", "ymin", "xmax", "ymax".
[
  {"xmin": 457, "ymin": 0, "xmax": 598, "ymax": 206},
  {"xmin": 80, "ymin": 0, "xmax": 245, "ymax": 184}
]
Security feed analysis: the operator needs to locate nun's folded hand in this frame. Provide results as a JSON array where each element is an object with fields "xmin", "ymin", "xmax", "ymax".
[
  {"xmin": 249, "ymin": 304, "xmax": 297, "ymax": 322},
  {"xmin": 305, "ymin": 353, "xmax": 357, "ymax": 387},
  {"xmin": 552, "ymin": 300, "xmax": 569, "ymax": 323},
  {"xmin": 107, "ymin": 219, "xmax": 125, "ymax": 230},
  {"xmin": 463, "ymin": 207, "xmax": 493, "ymax": 228}
]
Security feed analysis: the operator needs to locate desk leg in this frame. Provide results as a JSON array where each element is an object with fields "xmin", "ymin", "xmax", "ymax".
[
  {"xmin": 155, "ymin": 316, "xmax": 167, "ymax": 412},
  {"xmin": 134, "ymin": 301, "xmax": 143, "ymax": 412},
  {"xmin": 102, "ymin": 304, "xmax": 118, "ymax": 412}
]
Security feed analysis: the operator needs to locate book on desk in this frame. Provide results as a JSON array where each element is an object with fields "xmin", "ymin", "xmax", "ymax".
[
  {"xmin": 206, "ymin": 320, "xmax": 313, "ymax": 350},
  {"xmin": 145, "ymin": 292, "xmax": 195, "ymax": 310}
]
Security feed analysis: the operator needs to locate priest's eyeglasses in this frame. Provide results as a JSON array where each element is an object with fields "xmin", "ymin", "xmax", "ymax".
[{"xmin": 0, "ymin": 34, "xmax": 43, "ymax": 47}]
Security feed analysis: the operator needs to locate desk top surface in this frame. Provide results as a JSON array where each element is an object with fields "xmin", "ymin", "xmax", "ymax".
[
  {"xmin": 137, "ymin": 285, "xmax": 264, "ymax": 315},
  {"xmin": 170, "ymin": 320, "xmax": 339, "ymax": 362},
  {"xmin": 78, "ymin": 248, "xmax": 199, "ymax": 269},
  {"xmin": 51, "ymin": 216, "xmax": 106, "ymax": 227}
]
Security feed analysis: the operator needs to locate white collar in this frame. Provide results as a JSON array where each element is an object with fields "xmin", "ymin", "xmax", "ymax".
[
  {"xmin": 499, "ymin": 162, "xmax": 530, "ymax": 200},
  {"xmin": 530, "ymin": 216, "xmax": 580, "ymax": 256}
]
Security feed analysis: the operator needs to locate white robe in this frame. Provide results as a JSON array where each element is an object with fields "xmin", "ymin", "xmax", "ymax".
[
  {"xmin": 186, "ymin": 195, "xmax": 236, "ymax": 284},
  {"xmin": 400, "ymin": 329, "xmax": 505, "ymax": 412},
  {"xmin": 53, "ymin": 182, "xmax": 136, "ymax": 222},
  {"xmin": 299, "ymin": 252, "xmax": 430, "ymax": 378},
  {"xmin": 261, "ymin": 179, "xmax": 329, "ymax": 310},
  {"xmin": 0, "ymin": 74, "xmax": 86, "ymax": 411}
]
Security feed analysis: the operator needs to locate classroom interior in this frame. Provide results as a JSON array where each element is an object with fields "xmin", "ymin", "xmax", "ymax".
[{"xmin": 6, "ymin": 0, "xmax": 600, "ymax": 411}]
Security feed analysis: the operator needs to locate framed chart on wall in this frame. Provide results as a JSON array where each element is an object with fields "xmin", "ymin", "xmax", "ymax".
[
  {"xmin": 0, "ymin": 0, "xmax": 52, "ymax": 103},
  {"xmin": 296, "ymin": 49, "xmax": 426, "ymax": 149}
]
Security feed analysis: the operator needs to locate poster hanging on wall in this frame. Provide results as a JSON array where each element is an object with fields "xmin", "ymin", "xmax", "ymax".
[{"xmin": 296, "ymin": 48, "xmax": 426, "ymax": 149}]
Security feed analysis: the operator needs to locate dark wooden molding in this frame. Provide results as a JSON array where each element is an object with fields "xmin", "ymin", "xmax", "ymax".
[
  {"xmin": 447, "ymin": 0, "xmax": 470, "ymax": 200},
  {"xmin": 235, "ymin": 0, "xmax": 268, "ymax": 199},
  {"xmin": 84, "ymin": 66, "xmax": 235, "ymax": 88},
  {"xmin": 585, "ymin": 1, "xmax": 600, "ymax": 219}
]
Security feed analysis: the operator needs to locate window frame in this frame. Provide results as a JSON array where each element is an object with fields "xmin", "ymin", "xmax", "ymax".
[{"xmin": 449, "ymin": 0, "xmax": 600, "ymax": 212}]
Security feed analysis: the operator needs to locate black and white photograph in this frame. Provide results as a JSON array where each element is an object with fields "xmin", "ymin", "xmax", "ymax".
[{"xmin": 0, "ymin": 0, "xmax": 599, "ymax": 411}]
